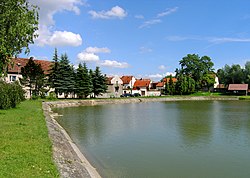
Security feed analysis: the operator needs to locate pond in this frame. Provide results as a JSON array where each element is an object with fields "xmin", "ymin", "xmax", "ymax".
[{"xmin": 54, "ymin": 100, "xmax": 250, "ymax": 178}]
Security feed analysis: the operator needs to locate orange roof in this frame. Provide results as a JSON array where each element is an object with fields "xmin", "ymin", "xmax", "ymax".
[
  {"xmin": 156, "ymin": 82, "xmax": 164, "ymax": 87},
  {"xmin": 134, "ymin": 79, "xmax": 151, "ymax": 88},
  {"xmin": 228, "ymin": 84, "xmax": 248, "ymax": 91},
  {"xmin": 8, "ymin": 58, "xmax": 52, "ymax": 74},
  {"xmin": 106, "ymin": 77, "xmax": 113, "ymax": 85},
  {"xmin": 163, "ymin": 77, "xmax": 177, "ymax": 83},
  {"xmin": 121, "ymin": 76, "xmax": 133, "ymax": 84}
]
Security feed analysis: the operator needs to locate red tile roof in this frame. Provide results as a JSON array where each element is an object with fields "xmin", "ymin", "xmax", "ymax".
[
  {"xmin": 106, "ymin": 77, "xmax": 113, "ymax": 85},
  {"xmin": 121, "ymin": 76, "xmax": 133, "ymax": 84},
  {"xmin": 228, "ymin": 84, "xmax": 248, "ymax": 91},
  {"xmin": 163, "ymin": 77, "xmax": 177, "ymax": 83},
  {"xmin": 133, "ymin": 79, "xmax": 151, "ymax": 88},
  {"xmin": 8, "ymin": 58, "xmax": 53, "ymax": 74},
  {"xmin": 156, "ymin": 82, "xmax": 164, "ymax": 87}
]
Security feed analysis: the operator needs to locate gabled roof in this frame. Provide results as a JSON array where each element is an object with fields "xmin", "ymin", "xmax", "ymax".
[
  {"xmin": 8, "ymin": 58, "xmax": 52, "ymax": 74},
  {"xmin": 121, "ymin": 76, "xmax": 133, "ymax": 84},
  {"xmin": 106, "ymin": 77, "xmax": 113, "ymax": 85},
  {"xmin": 228, "ymin": 84, "xmax": 248, "ymax": 91},
  {"xmin": 156, "ymin": 82, "xmax": 164, "ymax": 87},
  {"xmin": 134, "ymin": 79, "xmax": 151, "ymax": 88},
  {"xmin": 163, "ymin": 77, "xmax": 177, "ymax": 83}
]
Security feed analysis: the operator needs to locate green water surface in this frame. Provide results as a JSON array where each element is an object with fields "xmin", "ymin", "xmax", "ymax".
[{"xmin": 54, "ymin": 100, "xmax": 250, "ymax": 178}]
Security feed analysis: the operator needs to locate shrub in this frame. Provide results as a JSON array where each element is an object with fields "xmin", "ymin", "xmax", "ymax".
[
  {"xmin": 47, "ymin": 91, "xmax": 57, "ymax": 100},
  {"xmin": 0, "ymin": 81, "xmax": 25, "ymax": 109}
]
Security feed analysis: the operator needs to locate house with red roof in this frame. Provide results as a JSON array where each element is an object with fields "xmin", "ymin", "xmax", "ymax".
[
  {"xmin": 228, "ymin": 84, "xmax": 249, "ymax": 95},
  {"xmin": 6, "ymin": 57, "xmax": 53, "ymax": 98},
  {"xmin": 120, "ymin": 76, "xmax": 136, "ymax": 89}
]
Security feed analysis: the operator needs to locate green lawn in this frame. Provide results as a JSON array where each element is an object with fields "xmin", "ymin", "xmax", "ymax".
[{"xmin": 0, "ymin": 100, "xmax": 59, "ymax": 178}]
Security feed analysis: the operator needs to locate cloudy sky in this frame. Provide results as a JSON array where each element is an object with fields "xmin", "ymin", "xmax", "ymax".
[{"xmin": 24, "ymin": 0, "xmax": 250, "ymax": 80}]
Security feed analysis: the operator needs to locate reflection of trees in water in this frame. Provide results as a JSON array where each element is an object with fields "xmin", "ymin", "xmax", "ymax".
[
  {"xmin": 217, "ymin": 101, "xmax": 250, "ymax": 139},
  {"xmin": 175, "ymin": 101, "xmax": 214, "ymax": 147}
]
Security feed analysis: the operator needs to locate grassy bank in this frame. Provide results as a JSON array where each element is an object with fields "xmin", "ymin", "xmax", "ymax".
[{"xmin": 0, "ymin": 100, "xmax": 59, "ymax": 178}]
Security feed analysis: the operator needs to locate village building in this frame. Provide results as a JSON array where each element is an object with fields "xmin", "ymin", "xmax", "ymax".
[
  {"xmin": 228, "ymin": 84, "xmax": 249, "ymax": 96},
  {"xmin": 106, "ymin": 75, "xmax": 123, "ymax": 98},
  {"xmin": 6, "ymin": 57, "xmax": 52, "ymax": 98}
]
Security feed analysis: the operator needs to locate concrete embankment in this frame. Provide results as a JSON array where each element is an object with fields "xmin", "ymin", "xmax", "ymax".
[{"xmin": 43, "ymin": 96, "xmax": 238, "ymax": 177}]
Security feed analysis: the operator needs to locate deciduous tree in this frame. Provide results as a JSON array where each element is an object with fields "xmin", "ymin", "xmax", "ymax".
[{"xmin": 0, "ymin": 0, "xmax": 39, "ymax": 76}]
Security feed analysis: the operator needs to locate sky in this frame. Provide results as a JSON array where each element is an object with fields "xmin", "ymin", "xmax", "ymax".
[{"xmin": 22, "ymin": 0, "xmax": 250, "ymax": 81}]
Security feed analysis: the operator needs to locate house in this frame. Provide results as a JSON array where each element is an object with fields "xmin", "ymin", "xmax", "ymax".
[
  {"xmin": 106, "ymin": 75, "xmax": 123, "ymax": 97},
  {"xmin": 6, "ymin": 57, "xmax": 52, "ymax": 98},
  {"xmin": 6, "ymin": 57, "xmax": 52, "ymax": 83},
  {"xmin": 228, "ymin": 84, "xmax": 249, "ymax": 96},
  {"xmin": 162, "ymin": 77, "xmax": 177, "ymax": 83},
  {"xmin": 133, "ymin": 78, "xmax": 152, "ymax": 96},
  {"xmin": 120, "ymin": 76, "xmax": 136, "ymax": 90},
  {"xmin": 156, "ymin": 82, "xmax": 165, "ymax": 90}
]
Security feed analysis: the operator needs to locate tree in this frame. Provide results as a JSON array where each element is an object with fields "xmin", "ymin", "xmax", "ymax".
[
  {"xmin": 48, "ymin": 48, "xmax": 60, "ymax": 97},
  {"xmin": 57, "ymin": 53, "xmax": 75, "ymax": 98},
  {"xmin": 164, "ymin": 80, "xmax": 169, "ymax": 95},
  {"xmin": 0, "ymin": 0, "xmax": 39, "ymax": 76},
  {"xmin": 244, "ymin": 61, "xmax": 250, "ymax": 85},
  {"xmin": 20, "ymin": 57, "xmax": 45, "ymax": 98},
  {"xmin": 92, "ymin": 67, "xmax": 107, "ymax": 98},
  {"xmin": 176, "ymin": 54, "xmax": 214, "ymax": 90},
  {"xmin": 76, "ymin": 63, "xmax": 91, "ymax": 98},
  {"xmin": 217, "ymin": 64, "xmax": 244, "ymax": 86},
  {"xmin": 168, "ymin": 75, "xmax": 175, "ymax": 95}
]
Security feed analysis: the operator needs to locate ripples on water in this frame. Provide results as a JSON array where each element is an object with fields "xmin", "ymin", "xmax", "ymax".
[{"xmin": 54, "ymin": 100, "xmax": 250, "ymax": 178}]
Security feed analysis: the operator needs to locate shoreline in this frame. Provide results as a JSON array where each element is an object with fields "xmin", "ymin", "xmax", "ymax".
[{"xmin": 43, "ymin": 96, "xmax": 239, "ymax": 177}]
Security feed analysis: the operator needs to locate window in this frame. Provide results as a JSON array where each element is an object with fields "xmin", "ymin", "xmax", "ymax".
[{"xmin": 9, "ymin": 75, "xmax": 17, "ymax": 82}]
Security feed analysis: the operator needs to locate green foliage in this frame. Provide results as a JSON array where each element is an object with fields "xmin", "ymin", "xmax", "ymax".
[
  {"xmin": 0, "ymin": 81, "xmax": 25, "ymax": 109},
  {"xmin": 0, "ymin": 100, "xmax": 59, "ymax": 177},
  {"xmin": 217, "ymin": 62, "xmax": 248, "ymax": 86},
  {"xmin": 75, "ymin": 63, "xmax": 91, "ymax": 98},
  {"xmin": 56, "ymin": 53, "xmax": 75, "ymax": 98},
  {"xmin": 92, "ymin": 67, "xmax": 108, "ymax": 97},
  {"xmin": 168, "ymin": 75, "xmax": 175, "ymax": 95},
  {"xmin": 176, "ymin": 54, "xmax": 214, "ymax": 91},
  {"xmin": 47, "ymin": 92, "xmax": 57, "ymax": 100},
  {"xmin": 175, "ymin": 75, "xmax": 195, "ymax": 95},
  {"xmin": 0, "ymin": 0, "xmax": 39, "ymax": 76},
  {"xmin": 48, "ymin": 48, "xmax": 60, "ymax": 97},
  {"xmin": 20, "ymin": 57, "xmax": 45, "ymax": 98}
]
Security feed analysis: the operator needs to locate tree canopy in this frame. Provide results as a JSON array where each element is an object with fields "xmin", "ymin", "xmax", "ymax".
[
  {"xmin": 176, "ymin": 54, "xmax": 215, "ymax": 90},
  {"xmin": 0, "ymin": 0, "xmax": 39, "ymax": 76}
]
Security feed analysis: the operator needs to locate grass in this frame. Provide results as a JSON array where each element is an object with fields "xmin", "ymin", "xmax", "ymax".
[
  {"xmin": 0, "ymin": 100, "xmax": 59, "ymax": 178},
  {"xmin": 239, "ymin": 96, "xmax": 250, "ymax": 100}
]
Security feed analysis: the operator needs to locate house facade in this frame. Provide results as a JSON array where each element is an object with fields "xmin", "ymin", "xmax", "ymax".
[
  {"xmin": 106, "ymin": 75, "xmax": 123, "ymax": 97},
  {"xmin": 5, "ymin": 57, "xmax": 52, "ymax": 98}
]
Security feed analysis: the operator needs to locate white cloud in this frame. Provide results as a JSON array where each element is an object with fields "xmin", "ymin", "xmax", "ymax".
[
  {"xmin": 135, "ymin": 15, "xmax": 144, "ymax": 19},
  {"xmin": 89, "ymin": 6, "xmax": 127, "ymax": 19},
  {"xmin": 49, "ymin": 31, "xmax": 82, "ymax": 46},
  {"xmin": 85, "ymin": 47, "xmax": 111, "ymax": 53},
  {"xmin": 77, "ymin": 52, "xmax": 100, "ymax": 62},
  {"xmin": 209, "ymin": 37, "xmax": 250, "ymax": 43},
  {"xmin": 100, "ymin": 60, "xmax": 129, "ymax": 68},
  {"xmin": 147, "ymin": 72, "xmax": 176, "ymax": 80},
  {"xmin": 139, "ymin": 46, "xmax": 153, "ymax": 53},
  {"xmin": 158, "ymin": 65, "xmax": 166, "ymax": 70},
  {"xmin": 28, "ymin": 0, "xmax": 84, "ymax": 47},
  {"xmin": 139, "ymin": 19, "xmax": 162, "ymax": 28},
  {"xmin": 157, "ymin": 7, "xmax": 178, "ymax": 18},
  {"xmin": 29, "ymin": 0, "xmax": 84, "ymax": 26}
]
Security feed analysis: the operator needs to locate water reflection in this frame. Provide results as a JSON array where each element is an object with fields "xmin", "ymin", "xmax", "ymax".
[
  {"xmin": 174, "ymin": 101, "xmax": 213, "ymax": 147},
  {"xmin": 54, "ymin": 101, "xmax": 250, "ymax": 178}
]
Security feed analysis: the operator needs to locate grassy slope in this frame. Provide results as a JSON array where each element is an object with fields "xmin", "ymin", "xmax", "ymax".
[{"xmin": 0, "ymin": 100, "xmax": 59, "ymax": 178}]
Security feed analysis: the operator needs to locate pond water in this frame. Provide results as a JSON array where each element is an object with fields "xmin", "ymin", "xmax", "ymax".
[{"xmin": 54, "ymin": 100, "xmax": 250, "ymax": 178}]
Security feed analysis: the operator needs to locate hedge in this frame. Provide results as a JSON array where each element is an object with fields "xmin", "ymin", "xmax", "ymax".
[{"xmin": 0, "ymin": 81, "xmax": 25, "ymax": 109}]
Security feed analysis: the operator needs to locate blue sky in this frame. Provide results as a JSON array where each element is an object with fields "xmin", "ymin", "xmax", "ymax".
[{"xmin": 24, "ymin": 0, "xmax": 250, "ymax": 80}]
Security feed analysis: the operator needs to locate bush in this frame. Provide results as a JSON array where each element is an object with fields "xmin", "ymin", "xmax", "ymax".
[
  {"xmin": 47, "ymin": 91, "xmax": 57, "ymax": 100},
  {"xmin": 0, "ymin": 81, "xmax": 25, "ymax": 109}
]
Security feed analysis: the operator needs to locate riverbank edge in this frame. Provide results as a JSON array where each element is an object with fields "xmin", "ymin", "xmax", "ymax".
[{"xmin": 43, "ymin": 96, "xmax": 239, "ymax": 177}]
